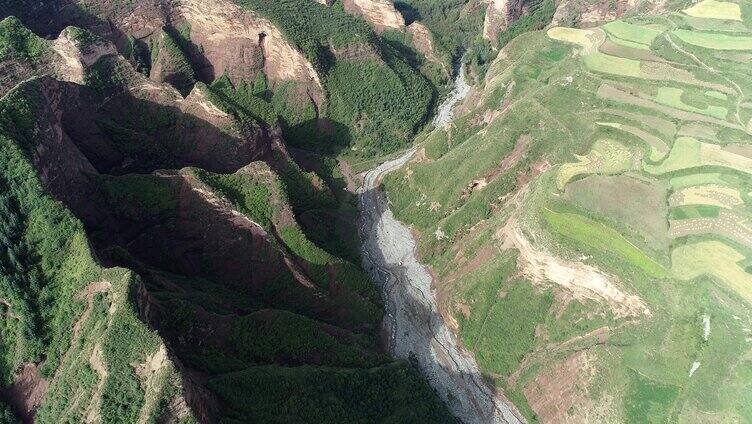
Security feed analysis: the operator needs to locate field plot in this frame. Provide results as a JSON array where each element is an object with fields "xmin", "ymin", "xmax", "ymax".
[
  {"xmin": 565, "ymin": 175, "xmax": 670, "ymax": 250},
  {"xmin": 677, "ymin": 122, "xmax": 718, "ymax": 140},
  {"xmin": 596, "ymin": 121, "xmax": 670, "ymax": 161},
  {"xmin": 583, "ymin": 53, "xmax": 641, "ymax": 77},
  {"xmin": 672, "ymin": 29, "xmax": 752, "ymax": 50},
  {"xmin": 603, "ymin": 21, "xmax": 663, "ymax": 50},
  {"xmin": 669, "ymin": 210, "xmax": 752, "ymax": 247},
  {"xmin": 655, "ymin": 87, "xmax": 728, "ymax": 120},
  {"xmin": 546, "ymin": 27, "xmax": 604, "ymax": 54},
  {"xmin": 542, "ymin": 208, "xmax": 666, "ymax": 277},
  {"xmin": 645, "ymin": 137, "xmax": 752, "ymax": 176},
  {"xmin": 683, "ymin": 0, "xmax": 742, "ymax": 21},
  {"xmin": 557, "ymin": 139, "xmax": 634, "ymax": 189},
  {"xmin": 600, "ymin": 108, "xmax": 677, "ymax": 138},
  {"xmin": 706, "ymin": 90, "xmax": 728, "ymax": 100},
  {"xmin": 597, "ymin": 85, "xmax": 738, "ymax": 128},
  {"xmin": 669, "ymin": 172, "xmax": 729, "ymax": 189},
  {"xmin": 682, "ymin": 15, "xmax": 750, "ymax": 32},
  {"xmin": 672, "ymin": 240, "xmax": 752, "ymax": 302},
  {"xmin": 669, "ymin": 185, "xmax": 744, "ymax": 209}
]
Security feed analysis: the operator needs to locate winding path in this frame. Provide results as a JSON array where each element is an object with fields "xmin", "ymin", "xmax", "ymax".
[{"xmin": 358, "ymin": 70, "xmax": 523, "ymax": 424}]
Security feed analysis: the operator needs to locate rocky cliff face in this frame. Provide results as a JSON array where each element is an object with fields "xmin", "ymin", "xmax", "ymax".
[
  {"xmin": 173, "ymin": 0, "xmax": 322, "ymax": 91},
  {"xmin": 5, "ymin": 0, "xmax": 323, "ymax": 99},
  {"xmin": 342, "ymin": 0, "xmax": 406, "ymax": 33},
  {"xmin": 483, "ymin": 0, "xmax": 525, "ymax": 45},
  {"xmin": 335, "ymin": 0, "xmax": 445, "ymax": 70},
  {"xmin": 549, "ymin": 0, "xmax": 666, "ymax": 26}
]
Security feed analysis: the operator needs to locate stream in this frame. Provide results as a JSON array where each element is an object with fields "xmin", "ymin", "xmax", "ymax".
[{"xmin": 357, "ymin": 68, "xmax": 523, "ymax": 424}]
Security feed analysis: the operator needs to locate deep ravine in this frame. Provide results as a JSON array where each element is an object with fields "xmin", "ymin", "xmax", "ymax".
[{"xmin": 357, "ymin": 70, "xmax": 524, "ymax": 424}]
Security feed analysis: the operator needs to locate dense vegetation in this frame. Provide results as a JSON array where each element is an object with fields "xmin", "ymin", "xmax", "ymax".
[
  {"xmin": 236, "ymin": 0, "xmax": 434, "ymax": 155},
  {"xmin": 0, "ymin": 80, "xmax": 188, "ymax": 422},
  {"xmin": 496, "ymin": 0, "xmax": 556, "ymax": 49},
  {"xmin": 393, "ymin": 0, "xmax": 485, "ymax": 60},
  {"xmin": 238, "ymin": 0, "xmax": 375, "ymax": 71},
  {"xmin": 0, "ymin": 16, "xmax": 46, "ymax": 62},
  {"xmin": 67, "ymin": 26, "xmax": 101, "ymax": 54},
  {"xmin": 154, "ymin": 27, "xmax": 196, "ymax": 95},
  {"xmin": 209, "ymin": 362, "xmax": 455, "ymax": 423},
  {"xmin": 0, "ymin": 401, "xmax": 18, "ymax": 423}
]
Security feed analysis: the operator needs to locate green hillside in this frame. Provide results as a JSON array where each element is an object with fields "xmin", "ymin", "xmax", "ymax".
[{"xmin": 384, "ymin": 1, "xmax": 752, "ymax": 421}]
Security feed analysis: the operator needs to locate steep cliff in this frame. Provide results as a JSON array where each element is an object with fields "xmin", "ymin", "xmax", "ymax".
[{"xmin": 0, "ymin": 18, "xmax": 453, "ymax": 423}]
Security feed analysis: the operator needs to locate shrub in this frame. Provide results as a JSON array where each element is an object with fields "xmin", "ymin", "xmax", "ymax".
[{"xmin": 0, "ymin": 17, "xmax": 46, "ymax": 62}]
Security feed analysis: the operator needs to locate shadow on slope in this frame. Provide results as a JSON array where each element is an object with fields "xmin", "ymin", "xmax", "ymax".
[{"xmin": 0, "ymin": 75, "xmax": 455, "ymax": 422}]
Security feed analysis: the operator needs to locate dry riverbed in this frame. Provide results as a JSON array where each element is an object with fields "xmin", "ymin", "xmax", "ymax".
[{"xmin": 358, "ymin": 69, "xmax": 523, "ymax": 424}]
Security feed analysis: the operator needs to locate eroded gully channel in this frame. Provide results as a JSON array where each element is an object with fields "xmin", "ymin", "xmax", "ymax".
[{"xmin": 357, "ymin": 66, "xmax": 523, "ymax": 424}]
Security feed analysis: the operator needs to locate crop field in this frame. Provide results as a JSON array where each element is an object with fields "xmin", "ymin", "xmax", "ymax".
[
  {"xmin": 596, "ymin": 121, "xmax": 670, "ymax": 160},
  {"xmin": 673, "ymin": 29, "xmax": 752, "ymax": 50},
  {"xmin": 542, "ymin": 208, "xmax": 667, "ymax": 277},
  {"xmin": 565, "ymin": 175, "xmax": 670, "ymax": 250},
  {"xmin": 645, "ymin": 137, "xmax": 752, "ymax": 176},
  {"xmin": 672, "ymin": 241, "xmax": 752, "ymax": 302},
  {"xmin": 655, "ymin": 87, "xmax": 728, "ymax": 119},
  {"xmin": 556, "ymin": 139, "xmax": 634, "ymax": 189},
  {"xmin": 602, "ymin": 20, "xmax": 663, "ymax": 49},
  {"xmin": 545, "ymin": 27, "xmax": 602, "ymax": 53},
  {"xmin": 583, "ymin": 52, "xmax": 641, "ymax": 77},
  {"xmin": 669, "ymin": 185, "xmax": 744, "ymax": 208},
  {"xmin": 384, "ymin": 4, "xmax": 752, "ymax": 421},
  {"xmin": 669, "ymin": 210, "xmax": 752, "ymax": 246},
  {"xmin": 683, "ymin": 0, "xmax": 743, "ymax": 20}
]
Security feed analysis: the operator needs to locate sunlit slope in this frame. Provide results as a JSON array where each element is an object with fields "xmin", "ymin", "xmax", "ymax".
[{"xmin": 384, "ymin": 1, "xmax": 752, "ymax": 421}]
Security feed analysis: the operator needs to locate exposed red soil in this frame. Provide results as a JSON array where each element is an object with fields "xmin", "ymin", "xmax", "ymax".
[
  {"xmin": 486, "ymin": 134, "xmax": 532, "ymax": 183},
  {"xmin": 523, "ymin": 351, "xmax": 594, "ymax": 423},
  {"xmin": 1, "ymin": 363, "xmax": 49, "ymax": 424}
]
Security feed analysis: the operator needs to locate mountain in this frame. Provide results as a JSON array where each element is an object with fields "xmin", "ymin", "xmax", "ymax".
[
  {"xmin": 0, "ymin": 2, "xmax": 454, "ymax": 421},
  {"xmin": 2, "ymin": 0, "xmax": 752, "ymax": 422}
]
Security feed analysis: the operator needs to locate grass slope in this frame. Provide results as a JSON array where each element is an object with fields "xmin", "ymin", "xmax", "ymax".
[{"xmin": 384, "ymin": 7, "xmax": 752, "ymax": 421}]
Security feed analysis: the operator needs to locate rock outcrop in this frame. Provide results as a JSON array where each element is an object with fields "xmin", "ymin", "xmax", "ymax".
[
  {"xmin": 550, "ymin": 0, "xmax": 656, "ymax": 26},
  {"xmin": 50, "ymin": 27, "xmax": 118, "ymax": 84},
  {"xmin": 483, "ymin": 0, "xmax": 525, "ymax": 46},
  {"xmin": 4, "ymin": 0, "xmax": 323, "ymax": 98},
  {"xmin": 173, "ymin": 0, "xmax": 322, "ymax": 91},
  {"xmin": 342, "ymin": 0, "xmax": 406, "ymax": 33},
  {"xmin": 407, "ymin": 22, "xmax": 445, "ymax": 68}
]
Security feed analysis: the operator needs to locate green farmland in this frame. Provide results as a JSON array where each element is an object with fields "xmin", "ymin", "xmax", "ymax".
[{"xmin": 384, "ymin": 2, "xmax": 752, "ymax": 421}]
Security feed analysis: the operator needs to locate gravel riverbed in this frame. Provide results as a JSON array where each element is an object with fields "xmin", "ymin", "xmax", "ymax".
[{"xmin": 357, "ymin": 68, "xmax": 523, "ymax": 424}]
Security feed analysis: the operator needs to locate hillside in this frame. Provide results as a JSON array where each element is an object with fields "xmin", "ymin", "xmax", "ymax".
[
  {"xmin": 384, "ymin": 0, "xmax": 752, "ymax": 421},
  {"xmin": 0, "ymin": 14, "xmax": 454, "ymax": 423}
]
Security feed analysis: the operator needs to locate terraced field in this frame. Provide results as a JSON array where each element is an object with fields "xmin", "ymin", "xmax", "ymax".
[{"xmin": 383, "ymin": 1, "xmax": 752, "ymax": 421}]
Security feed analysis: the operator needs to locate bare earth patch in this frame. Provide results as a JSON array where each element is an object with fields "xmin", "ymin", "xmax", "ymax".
[
  {"xmin": 523, "ymin": 350, "xmax": 595, "ymax": 423},
  {"xmin": 1, "ymin": 363, "xmax": 49, "ymax": 423},
  {"xmin": 84, "ymin": 345, "xmax": 108, "ymax": 423},
  {"xmin": 133, "ymin": 345, "xmax": 172, "ymax": 424},
  {"xmin": 342, "ymin": 0, "xmax": 405, "ymax": 33},
  {"xmin": 496, "ymin": 218, "xmax": 650, "ymax": 318},
  {"xmin": 487, "ymin": 134, "xmax": 532, "ymax": 183}
]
